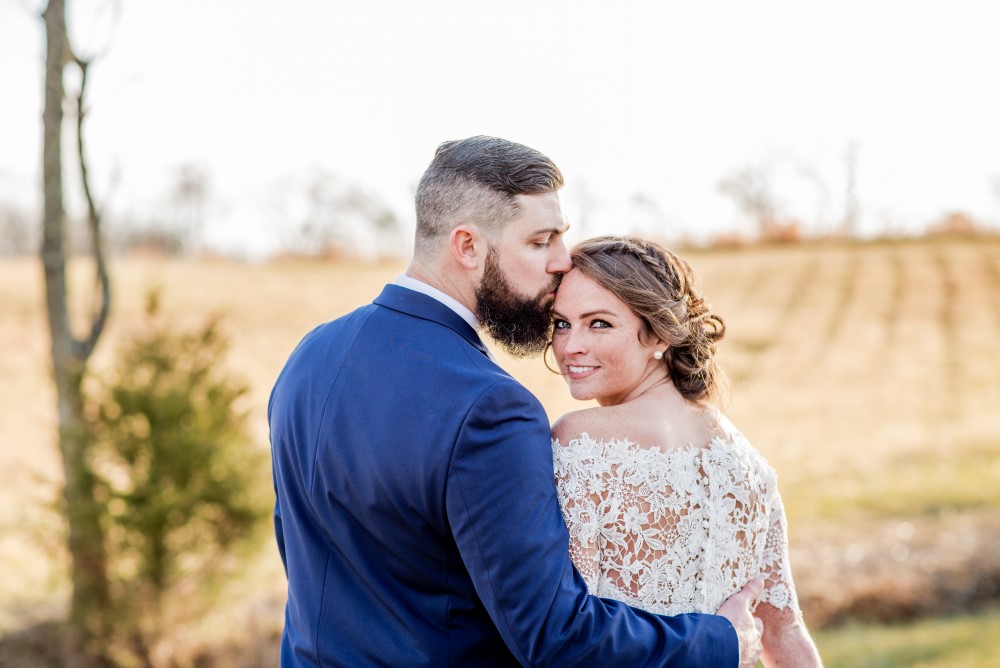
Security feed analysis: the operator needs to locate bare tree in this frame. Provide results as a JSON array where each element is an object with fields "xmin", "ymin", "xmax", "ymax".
[
  {"xmin": 169, "ymin": 162, "xmax": 210, "ymax": 253},
  {"xmin": 568, "ymin": 175, "xmax": 599, "ymax": 241},
  {"xmin": 990, "ymin": 174, "xmax": 1000, "ymax": 233},
  {"xmin": 41, "ymin": 1, "xmax": 112, "ymax": 664},
  {"xmin": 841, "ymin": 140, "xmax": 862, "ymax": 238},
  {"xmin": 283, "ymin": 169, "xmax": 401, "ymax": 257},
  {"xmin": 717, "ymin": 161, "xmax": 780, "ymax": 238},
  {"xmin": 628, "ymin": 191, "xmax": 675, "ymax": 242},
  {"xmin": 0, "ymin": 201, "xmax": 37, "ymax": 255},
  {"xmin": 792, "ymin": 161, "xmax": 831, "ymax": 236}
]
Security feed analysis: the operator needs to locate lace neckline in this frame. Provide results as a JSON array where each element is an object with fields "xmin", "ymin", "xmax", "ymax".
[{"xmin": 554, "ymin": 412, "xmax": 749, "ymax": 459}]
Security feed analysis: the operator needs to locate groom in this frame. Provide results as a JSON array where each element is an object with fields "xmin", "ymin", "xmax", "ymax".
[{"xmin": 269, "ymin": 136, "xmax": 763, "ymax": 666}]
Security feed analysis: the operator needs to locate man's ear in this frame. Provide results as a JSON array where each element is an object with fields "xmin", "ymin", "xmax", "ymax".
[{"xmin": 449, "ymin": 224, "xmax": 484, "ymax": 269}]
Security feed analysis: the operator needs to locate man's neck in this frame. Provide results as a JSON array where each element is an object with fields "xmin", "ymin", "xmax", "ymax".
[{"xmin": 404, "ymin": 261, "xmax": 477, "ymax": 314}]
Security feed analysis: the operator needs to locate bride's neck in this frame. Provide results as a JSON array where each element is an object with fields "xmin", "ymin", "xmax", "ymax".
[{"xmin": 597, "ymin": 372, "xmax": 677, "ymax": 408}]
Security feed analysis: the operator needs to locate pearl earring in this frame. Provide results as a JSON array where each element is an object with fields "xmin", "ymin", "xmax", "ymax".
[{"xmin": 653, "ymin": 350, "xmax": 664, "ymax": 360}]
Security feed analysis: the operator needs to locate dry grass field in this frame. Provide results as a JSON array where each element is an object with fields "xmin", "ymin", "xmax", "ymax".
[{"xmin": 1, "ymin": 236, "xmax": 999, "ymax": 663}]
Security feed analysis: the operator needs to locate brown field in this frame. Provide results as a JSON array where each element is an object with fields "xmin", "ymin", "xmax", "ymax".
[{"xmin": 2, "ymin": 236, "xmax": 999, "ymax": 659}]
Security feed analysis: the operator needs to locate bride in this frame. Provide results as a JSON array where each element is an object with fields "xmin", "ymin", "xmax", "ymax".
[{"xmin": 548, "ymin": 236, "xmax": 822, "ymax": 666}]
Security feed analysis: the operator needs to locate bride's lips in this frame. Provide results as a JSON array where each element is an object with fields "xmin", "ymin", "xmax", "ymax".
[{"xmin": 565, "ymin": 364, "xmax": 599, "ymax": 380}]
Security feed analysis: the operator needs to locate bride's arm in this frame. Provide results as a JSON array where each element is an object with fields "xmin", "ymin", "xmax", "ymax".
[
  {"xmin": 757, "ymin": 490, "xmax": 822, "ymax": 667},
  {"xmin": 552, "ymin": 439, "xmax": 603, "ymax": 590},
  {"xmin": 757, "ymin": 602, "xmax": 822, "ymax": 667},
  {"xmin": 551, "ymin": 417, "xmax": 606, "ymax": 591}
]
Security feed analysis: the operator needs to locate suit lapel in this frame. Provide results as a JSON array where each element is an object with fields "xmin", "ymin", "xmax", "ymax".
[{"xmin": 373, "ymin": 284, "xmax": 491, "ymax": 358}]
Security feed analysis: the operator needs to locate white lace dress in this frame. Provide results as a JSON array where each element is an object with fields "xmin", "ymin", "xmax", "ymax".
[{"xmin": 552, "ymin": 417, "xmax": 799, "ymax": 617}]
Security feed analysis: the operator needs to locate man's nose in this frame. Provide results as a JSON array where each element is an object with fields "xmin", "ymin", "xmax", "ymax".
[{"xmin": 547, "ymin": 239, "xmax": 572, "ymax": 274}]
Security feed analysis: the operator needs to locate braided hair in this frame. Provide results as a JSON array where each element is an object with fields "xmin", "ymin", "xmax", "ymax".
[{"xmin": 570, "ymin": 235, "xmax": 728, "ymax": 404}]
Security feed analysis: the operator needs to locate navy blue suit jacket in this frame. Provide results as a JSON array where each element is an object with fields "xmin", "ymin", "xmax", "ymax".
[{"xmin": 269, "ymin": 284, "xmax": 738, "ymax": 666}]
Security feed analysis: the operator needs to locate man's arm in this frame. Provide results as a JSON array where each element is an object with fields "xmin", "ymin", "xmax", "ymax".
[
  {"xmin": 446, "ymin": 381, "xmax": 741, "ymax": 667},
  {"xmin": 273, "ymin": 496, "xmax": 287, "ymax": 572},
  {"xmin": 717, "ymin": 581, "xmax": 766, "ymax": 668}
]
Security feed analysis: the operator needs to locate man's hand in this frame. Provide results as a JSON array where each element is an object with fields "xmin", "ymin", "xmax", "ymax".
[{"xmin": 716, "ymin": 578, "xmax": 764, "ymax": 668}]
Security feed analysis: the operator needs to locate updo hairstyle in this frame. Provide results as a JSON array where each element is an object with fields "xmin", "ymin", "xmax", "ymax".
[{"xmin": 569, "ymin": 235, "xmax": 728, "ymax": 404}]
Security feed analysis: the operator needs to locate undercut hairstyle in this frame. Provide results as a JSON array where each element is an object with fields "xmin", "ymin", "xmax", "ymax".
[
  {"xmin": 570, "ymin": 235, "xmax": 728, "ymax": 404},
  {"xmin": 414, "ymin": 136, "xmax": 564, "ymax": 255}
]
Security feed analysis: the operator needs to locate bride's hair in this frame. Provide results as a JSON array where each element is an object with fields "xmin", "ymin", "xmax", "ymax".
[{"xmin": 569, "ymin": 235, "xmax": 728, "ymax": 404}]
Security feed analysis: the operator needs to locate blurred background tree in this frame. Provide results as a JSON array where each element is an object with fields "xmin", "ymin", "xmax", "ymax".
[
  {"xmin": 39, "ymin": 4, "xmax": 268, "ymax": 665},
  {"xmin": 40, "ymin": 0, "xmax": 113, "ymax": 663},
  {"xmin": 0, "ymin": 202, "xmax": 36, "ymax": 256},
  {"xmin": 840, "ymin": 140, "xmax": 862, "ymax": 238},
  {"xmin": 106, "ymin": 163, "xmax": 212, "ymax": 257},
  {"xmin": 717, "ymin": 159, "xmax": 781, "ymax": 240},
  {"xmin": 277, "ymin": 168, "xmax": 402, "ymax": 258},
  {"xmin": 87, "ymin": 290, "xmax": 269, "ymax": 666}
]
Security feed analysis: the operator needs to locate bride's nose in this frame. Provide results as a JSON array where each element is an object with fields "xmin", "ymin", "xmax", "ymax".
[{"xmin": 560, "ymin": 328, "xmax": 588, "ymax": 356}]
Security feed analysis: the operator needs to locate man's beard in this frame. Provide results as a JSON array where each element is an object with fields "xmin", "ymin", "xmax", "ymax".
[{"xmin": 475, "ymin": 250, "xmax": 560, "ymax": 358}]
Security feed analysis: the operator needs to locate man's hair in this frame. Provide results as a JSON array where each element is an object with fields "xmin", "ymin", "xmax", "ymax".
[{"xmin": 414, "ymin": 136, "xmax": 563, "ymax": 254}]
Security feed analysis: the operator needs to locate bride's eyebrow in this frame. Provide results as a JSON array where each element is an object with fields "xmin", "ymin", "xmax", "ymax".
[{"xmin": 551, "ymin": 309, "xmax": 616, "ymax": 320}]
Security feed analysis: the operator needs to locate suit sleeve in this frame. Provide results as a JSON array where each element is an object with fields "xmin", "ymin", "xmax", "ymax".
[
  {"xmin": 268, "ymin": 389, "xmax": 288, "ymax": 574},
  {"xmin": 273, "ymin": 496, "xmax": 287, "ymax": 572},
  {"xmin": 445, "ymin": 381, "xmax": 739, "ymax": 667}
]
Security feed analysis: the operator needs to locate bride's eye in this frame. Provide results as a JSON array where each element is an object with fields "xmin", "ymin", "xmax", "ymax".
[
  {"xmin": 553, "ymin": 319, "xmax": 570, "ymax": 330},
  {"xmin": 591, "ymin": 319, "xmax": 611, "ymax": 329}
]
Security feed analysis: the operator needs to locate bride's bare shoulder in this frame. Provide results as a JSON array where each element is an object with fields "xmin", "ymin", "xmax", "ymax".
[
  {"xmin": 553, "ymin": 395, "xmax": 725, "ymax": 451},
  {"xmin": 551, "ymin": 405, "xmax": 630, "ymax": 446}
]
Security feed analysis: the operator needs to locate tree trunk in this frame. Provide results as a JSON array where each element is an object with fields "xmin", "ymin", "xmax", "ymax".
[{"xmin": 41, "ymin": 1, "xmax": 112, "ymax": 665}]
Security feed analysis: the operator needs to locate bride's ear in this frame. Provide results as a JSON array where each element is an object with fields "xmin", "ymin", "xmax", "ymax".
[
  {"xmin": 641, "ymin": 329, "xmax": 666, "ymax": 351},
  {"xmin": 450, "ymin": 225, "xmax": 485, "ymax": 270}
]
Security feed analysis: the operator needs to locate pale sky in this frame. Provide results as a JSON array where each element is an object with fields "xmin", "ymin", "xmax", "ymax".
[{"xmin": 3, "ymin": 0, "xmax": 999, "ymax": 256}]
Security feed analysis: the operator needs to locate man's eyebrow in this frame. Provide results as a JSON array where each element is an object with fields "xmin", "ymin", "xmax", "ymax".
[{"xmin": 530, "ymin": 223, "xmax": 570, "ymax": 236}]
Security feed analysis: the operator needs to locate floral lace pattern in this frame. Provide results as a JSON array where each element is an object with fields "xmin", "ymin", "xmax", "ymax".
[{"xmin": 552, "ymin": 423, "xmax": 798, "ymax": 616}]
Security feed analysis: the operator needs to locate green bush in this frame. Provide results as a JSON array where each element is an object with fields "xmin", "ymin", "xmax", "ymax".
[{"xmin": 87, "ymin": 290, "xmax": 270, "ymax": 665}]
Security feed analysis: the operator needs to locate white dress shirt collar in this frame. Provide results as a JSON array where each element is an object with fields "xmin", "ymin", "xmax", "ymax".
[{"xmin": 394, "ymin": 274, "xmax": 479, "ymax": 331}]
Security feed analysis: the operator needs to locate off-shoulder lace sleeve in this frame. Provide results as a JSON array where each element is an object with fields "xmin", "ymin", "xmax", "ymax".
[
  {"xmin": 552, "ymin": 431, "xmax": 800, "ymax": 617},
  {"xmin": 551, "ymin": 438, "xmax": 603, "ymax": 590},
  {"xmin": 755, "ymin": 488, "xmax": 800, "ymax": 613}
]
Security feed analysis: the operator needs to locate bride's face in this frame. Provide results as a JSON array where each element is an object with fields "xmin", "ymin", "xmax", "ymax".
[{"xmin": 550, "ymin": 268, "xmax": 663, "ymax": 406}]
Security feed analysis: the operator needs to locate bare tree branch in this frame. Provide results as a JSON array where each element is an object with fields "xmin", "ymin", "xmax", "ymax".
[{"xmin": 72, "ymin": 55, "xmax": 111, "ymax": 360}]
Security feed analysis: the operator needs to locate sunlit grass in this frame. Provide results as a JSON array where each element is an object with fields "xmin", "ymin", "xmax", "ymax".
[
  {"xmin": 852, "ymin": 443, "xmax": 1000, "ymax": 518},
  {"xmin": 781, "ymin": 440, "xmax": 1000, "ymax": 522},
  {"xmin": 814, "ymin": 606, "xmax": 1000, "ymax": 668}
]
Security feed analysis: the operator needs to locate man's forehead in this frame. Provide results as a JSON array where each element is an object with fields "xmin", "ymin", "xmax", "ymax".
[
  {"xmin": 511, "ymin": 193, "xmax": 567, "ymax": 228},
  {"xmin": 513, "ymin": 191, "xmax": 561, "ymax": 211}
]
